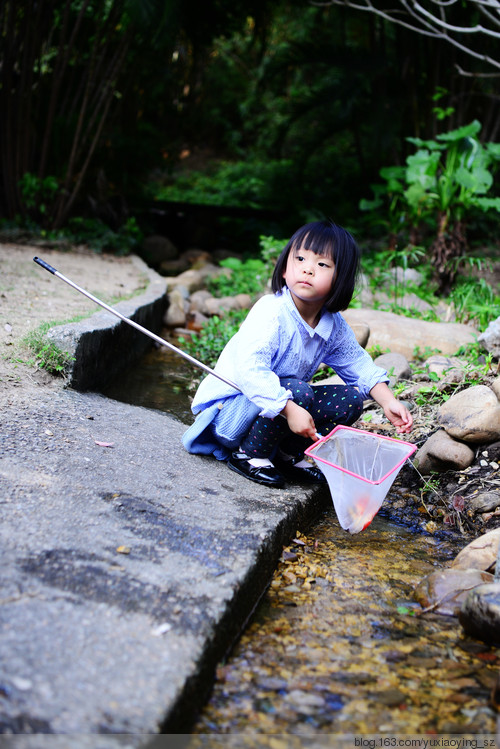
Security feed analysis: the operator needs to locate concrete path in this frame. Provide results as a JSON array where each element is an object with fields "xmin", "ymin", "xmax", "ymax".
[{"xmin": 0, "ymin": 272, "xmax": 328, "ymax": 743}]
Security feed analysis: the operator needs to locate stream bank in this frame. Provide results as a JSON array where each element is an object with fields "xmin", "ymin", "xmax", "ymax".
[{"xmin": 0, "ymin": 248, "xmax": 332, "ymax": 742}]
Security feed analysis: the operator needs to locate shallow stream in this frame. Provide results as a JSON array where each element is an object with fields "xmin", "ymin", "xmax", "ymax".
[
  {"xmin": 105, "ymin": 344, "xmax": 499, "ymax": 737},
  {"xmin": 193, "ymin": 513, "xmax": 498, "ymax": 735}
]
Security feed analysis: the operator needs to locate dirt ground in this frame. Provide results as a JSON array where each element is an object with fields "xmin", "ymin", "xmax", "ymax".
[{"xmin": 0, "ymin": 242, "xmax": 150, "ymax": 400}]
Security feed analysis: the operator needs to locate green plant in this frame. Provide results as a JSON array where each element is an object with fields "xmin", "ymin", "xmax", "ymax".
[
  {"xmin": 18, "ymin": 172, "xmax": 59, "ymax": 223},
  {"xmin": 207, "ymin": 233, "xmax": 286, "ymax": 299},
  {"xmin": 178, "ymin": 309, "xmax": 248, "ymax": 372},
  {"xmin": 151, "ymin": 159, "xmax": 296, "ymax": 211},
  {"xmin": 258, "ymin": 234, "xmax": 285, "ymax": 269},
  {"xmin": 62, "ymin": 216, "xmax": 143, "ymax": 255},
  {"xmin": 40, "ymin": 216, "xmax": 143, "ymax": 255},
  {"xmin": 448, "ymin": 275, "xmax": 500, "ymax": 329},
  {"xmin": 360, "ymin": 121, "xmax": 500, "ymax": 294},
  {"xmin": 207, "ymin": 257, "xmax": 268, "ymax": 298},
  {"xmin": 23, "ymin": 323, "xmax": 74, "ymax": 376}
]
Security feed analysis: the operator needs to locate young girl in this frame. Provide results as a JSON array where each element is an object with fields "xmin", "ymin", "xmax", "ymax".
[{"xmin": 182, "ymin": 220, "xmax": 413, "ymax": 488}]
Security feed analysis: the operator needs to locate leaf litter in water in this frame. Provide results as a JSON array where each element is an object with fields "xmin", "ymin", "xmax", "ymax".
[{"xmin": 193, "ymin": 513, "xmax": 499, "ymax": 736}]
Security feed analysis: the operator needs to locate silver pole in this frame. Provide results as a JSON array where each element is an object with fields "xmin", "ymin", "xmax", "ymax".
[{"xmin": 33, "ymin": 256, "xmax": 241, "ymax": 393}]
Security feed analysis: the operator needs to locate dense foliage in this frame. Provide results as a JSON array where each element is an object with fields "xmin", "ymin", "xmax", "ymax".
[{"xmin": 1, "ymin": 0, "xmax": 498, "ymax": 237}]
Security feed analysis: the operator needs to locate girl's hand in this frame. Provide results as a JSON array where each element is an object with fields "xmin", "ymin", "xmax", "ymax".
[
  {"xmin": 282, "ymin": 400, "xmax": 317, "ymax": 440},
  {"xmin": 383, "ymin": 401, "xmax": 413, "ymax": 434},
  {"xmin": 369, "ymin": 382, "xmax": 413, "ymax": 434}
]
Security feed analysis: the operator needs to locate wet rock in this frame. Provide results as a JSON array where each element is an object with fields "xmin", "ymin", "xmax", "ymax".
[
  {"xmin": 256, "ymin": 677, "xmax": 288, "ymax": 691},
  {"xmin": 414, "ymin": 568, "xmax": 495, "ymax": 616},
  {"xmin": 437, "ymin": 384, "xmax": 500, "ymax": 443},
  {"xmin": 371, "ymin": 687, "xmax": 407, "ymax": 707},
  {"xmin": 373, "ymin": 353, "xmax": 411, "ymax": 386},
  {"xmin": 413, "ymin": 429, "xmax": 475, "ymax": 475},
  {"xmin": 451, "ymin": 527, "xmax": 500, "ymax": 572},
  {"xmin": 284, "ymin": 689, "xmax": 326, "ymax": 711},
  {"xmin": 458, "ymin": 581, "xmax": 500, "ymax": 645}
]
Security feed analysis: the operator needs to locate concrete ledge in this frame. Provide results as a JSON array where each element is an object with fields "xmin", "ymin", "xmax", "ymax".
[
  {"xmin": 46, "ymin": 256, "xmax": 168, "ymax": 391},
  {"xmin": 0, "ymin": 388, "xmax": 329, "ymax": 737}
]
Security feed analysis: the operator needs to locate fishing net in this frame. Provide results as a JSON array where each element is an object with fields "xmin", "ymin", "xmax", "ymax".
[{"xmin": 305, "ymin": 426, "xmax": 417, "ymax": 534}]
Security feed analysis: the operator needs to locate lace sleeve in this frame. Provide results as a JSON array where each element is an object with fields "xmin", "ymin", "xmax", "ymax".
[{"xmin": 324, "ymin": 315, "xmax": 389, "ymax": 399}]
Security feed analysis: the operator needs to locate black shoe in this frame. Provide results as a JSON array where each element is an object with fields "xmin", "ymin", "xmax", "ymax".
[
  {"xmin": 274, "ymin": 455, "xmax": 327, "ymax": 484},
  {"xmin": 227, "ymin": 452, "xmax": 286, "ymax": 488}
]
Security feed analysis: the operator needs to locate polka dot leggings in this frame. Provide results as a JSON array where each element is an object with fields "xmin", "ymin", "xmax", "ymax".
[{"xmin": 240, "ymin": 377, "xmax": 364, "ymax": 459}]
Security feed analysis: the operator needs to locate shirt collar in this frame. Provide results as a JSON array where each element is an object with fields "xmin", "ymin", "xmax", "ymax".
[{"xmin": 281, "ymin": 287, "xmax": 334, "ymax": 341}]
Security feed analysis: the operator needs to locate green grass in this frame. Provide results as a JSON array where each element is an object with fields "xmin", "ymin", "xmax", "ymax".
[{"xmin": 22, "ymin": 322, "xmax": 75, "ymax": 376}]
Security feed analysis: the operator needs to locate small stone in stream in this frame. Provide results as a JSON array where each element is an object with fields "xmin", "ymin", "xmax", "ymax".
[
  {"xmin": 285, "ymin": 689, "xmax": 326, "ymax": 710},
  {"xmin": 370, "ymin": 688, "xmax": 407, "ymax": 707},
  {"xmin": 256, "ymin": 677, "xmax": 288, "ymax": 691},
  {"xmin": 384, "ymin": 650, "xmax": 408, "ymax": 663}
]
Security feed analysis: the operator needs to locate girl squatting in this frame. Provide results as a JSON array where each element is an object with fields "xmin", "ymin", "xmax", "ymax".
[{"xmin": 182, "ymin": 220, "xmax": 413, "ymax": 488}]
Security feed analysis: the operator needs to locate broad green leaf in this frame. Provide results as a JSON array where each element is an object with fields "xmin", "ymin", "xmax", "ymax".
[
  {"xmin": 359, "ymin": 197, "xmax": 383, "ymax": 211},
  {"xmin": 379, "ymin": 165, "xmax": 405, "ymax": 182},
  {"xmin": 406, "ymin": 136, "xmax": 444, "ymax": 150},
  {"xmin": 406, "ymin": 150, "xmax": 440, "ymax": 181},
  {"xmin": 455, "ymin": 165, "xmax": 492, "ymax": 194},
  {"xmin": 436, "ymin": 120, "xmax": 482, "ymax": 143},
  {"xmin": 485, "ymin": 142, "xmax": 500, "ymax": 160},
  {"xmin": 475, "ymin": 197, "xmax": 500, "ymax": 212},
  {"xmin": 404, "ymin": 183, "xmax": 431, "ymax": 209}
]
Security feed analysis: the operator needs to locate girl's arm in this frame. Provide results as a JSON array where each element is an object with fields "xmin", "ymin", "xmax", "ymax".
[
  {"xmin": 369, "ymin": 382, "xmax": 413, "ymax": 434},
  {"xmin": 282, "ymin": 399, "xmax": 318, "ymax": 440}
]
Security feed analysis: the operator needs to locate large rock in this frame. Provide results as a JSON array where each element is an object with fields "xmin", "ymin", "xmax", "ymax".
[
  {"xmin": 492, "ymin": 376, "xmax": 500, "ymax": 400},
  {"xmin": 141, "ymin": 234, "xmax": 179, "ymax": 266},
  {"xmin": 424, "ymin": 355, "xmax": 467, "ymax": 384},
  {"xmin": 413, "ymin": 429, "xmax": 475, "ymax": 475},
  {"xmin": 414, "ymin": 568, "xmax": 495, "ymax": 616},
  {"xmin": 373, "ymin": 352, "xmax": 411, "ymax": 386},
  {"xmin": 451, "ymin": 528, "xmax": 500, "ymax": 572},
  {"xmin": 459, "ymin": 582, "xmax": 500, "ymax": 645},
  {"xmin": 437, "ymin": 384, "xmax": 500, "ymax": 443},
  {"xmin": 467, "ymin": 491, "xmax": 500, "ymax": 514},
  {"xmin": 478, "ymin": 316, "xmax": 500, "ymax": 359},
  {"xmin": 164, "ymin": 286, "xmax": 189, "ymax": 328},
  {"xmin": 342, "ymin": 309, "xmax": 477, "ymax": 360}
]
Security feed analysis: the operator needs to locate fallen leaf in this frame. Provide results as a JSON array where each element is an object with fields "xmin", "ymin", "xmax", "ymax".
[
  {"xmin": 116, "ymin": 545, "xmax": 130, "ymax": 554},
  {"xmin": 95, "ymin": 440, "xmax": 114, "ymax": 448}
]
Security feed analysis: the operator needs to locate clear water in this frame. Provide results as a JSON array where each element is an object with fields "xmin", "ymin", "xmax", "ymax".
[{"xmin": 103, "ymin": 341, "xmax": 194, "ymax": 424}]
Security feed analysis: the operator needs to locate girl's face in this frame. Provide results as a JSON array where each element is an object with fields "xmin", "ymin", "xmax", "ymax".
[{"xmin": 283, "ymin": 243, "xmax": 336, "ymax": 309}]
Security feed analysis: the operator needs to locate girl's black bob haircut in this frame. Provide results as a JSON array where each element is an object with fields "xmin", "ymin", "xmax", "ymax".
[{"xmin": 271, "ymin": 219, "xmax": 360, "ymax": 313}]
